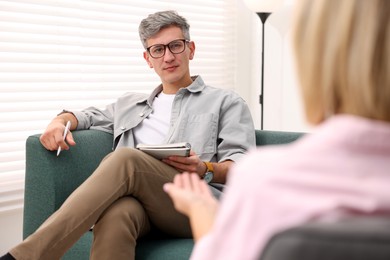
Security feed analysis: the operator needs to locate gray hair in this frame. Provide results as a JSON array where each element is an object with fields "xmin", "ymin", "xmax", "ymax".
[{"xmin": 139, "ymin": 10, "xmax": 190, "ymax": 49}]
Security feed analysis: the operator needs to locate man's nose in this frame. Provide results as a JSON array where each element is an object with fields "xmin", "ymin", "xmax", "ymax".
[{"xmin": 163, "ymin": 47, "xmax": 175, "ymax": 61}]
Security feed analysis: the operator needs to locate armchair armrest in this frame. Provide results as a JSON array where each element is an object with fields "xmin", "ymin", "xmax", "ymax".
[{"xmin": 23, "ymin": 130, "xmax": 113, "ymax": 238}]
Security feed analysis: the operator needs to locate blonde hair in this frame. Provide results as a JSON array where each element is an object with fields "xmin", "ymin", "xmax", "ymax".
[{"xmin": 293, "ymin": 0, "xmax": 390, "ymax": 124}]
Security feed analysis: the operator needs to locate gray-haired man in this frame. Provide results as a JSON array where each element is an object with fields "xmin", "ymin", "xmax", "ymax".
[{"xmin": 2, "ymin": 10, "xmax": 255, "ymax": 260}]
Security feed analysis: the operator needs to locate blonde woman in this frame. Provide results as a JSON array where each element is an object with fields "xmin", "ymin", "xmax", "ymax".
[{"xmin": 164, "ymin": 0, "xmax": 390, "ymax": 259}]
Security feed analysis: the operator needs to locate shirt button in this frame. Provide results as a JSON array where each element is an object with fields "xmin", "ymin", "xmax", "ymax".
[
  {"xmin": 139, "ymin": 112, "xmax": 144, "ymax": 117},
  {"xmin": 120, "ymin": 126, "xmax": 126, "ymax": 131}
]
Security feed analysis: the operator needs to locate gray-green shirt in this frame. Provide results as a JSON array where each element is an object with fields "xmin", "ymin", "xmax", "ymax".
[{"xmin": 72, "ymin": 76, "xmax": 255, "ymax": 163}]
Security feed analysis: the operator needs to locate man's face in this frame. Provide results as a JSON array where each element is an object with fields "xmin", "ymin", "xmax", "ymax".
[{"xmin": 143, "ymin": 26, "xmax": 195, "ymax": 90}]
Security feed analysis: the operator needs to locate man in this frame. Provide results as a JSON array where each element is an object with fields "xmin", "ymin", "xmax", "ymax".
[{"xmin": 1, "ymin": 10, "xmax": 255, "ymax": 260}]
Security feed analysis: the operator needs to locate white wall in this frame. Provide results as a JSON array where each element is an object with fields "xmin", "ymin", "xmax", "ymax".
[
  {"xmin": 0, "ymin": 209, "xmax": 23, "ymax": 254},
  {"xmin": 0, "ymin": 0, "xmax": 311, "ymax": 255},
  {"xmin": 235, "ymin": 0, "xmax": 311, "ymax": 132}
]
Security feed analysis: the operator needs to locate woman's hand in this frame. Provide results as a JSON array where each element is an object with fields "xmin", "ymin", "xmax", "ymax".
[{"xmin": 163, "ymin": 172, "xmax": 218, "ymax": 241}]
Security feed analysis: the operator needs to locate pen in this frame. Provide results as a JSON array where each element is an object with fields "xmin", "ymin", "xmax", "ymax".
[{"xmin": 57, "ymin": 121, "xmax": 71, "ymax": 156}]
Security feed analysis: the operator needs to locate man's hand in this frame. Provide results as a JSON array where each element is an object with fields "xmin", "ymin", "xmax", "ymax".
[
  {"xmin": 163, "ymin": 151, "xmax": 233, "ymax": 183},
  {"xmin": 40, "ymin": 117, "xmax": 76, "ymax": 152},
  {"xmin": 162, "ymin": 150, "xmax": 206, "ymax": 176}
]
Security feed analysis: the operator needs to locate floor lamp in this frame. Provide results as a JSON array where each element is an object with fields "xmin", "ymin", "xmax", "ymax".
[{"xmin": 243, "ymin": 0, "xmax": 283, "ymax": 130}]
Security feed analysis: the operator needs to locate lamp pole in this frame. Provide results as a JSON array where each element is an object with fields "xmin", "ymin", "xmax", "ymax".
[
  {"xmin": 242, "ymin": 0, "xmax": 282, "ymax": 130},
  {"xmin": 257, "ymin": 12, "xmax": 271, "ymax": 130}
]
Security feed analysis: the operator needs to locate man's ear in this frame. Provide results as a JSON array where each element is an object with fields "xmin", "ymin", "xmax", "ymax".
[
  {"xmin": 143, "ymin": 51, "xmax": 153, "ymax": 68},
  {"xmin": 188, "ymin": 41, "xmax": 195, "ymax": 60}
]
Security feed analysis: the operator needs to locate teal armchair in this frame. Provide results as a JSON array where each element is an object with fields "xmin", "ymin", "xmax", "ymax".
[{"xmin": 24, "ymin": 129, "xmax": 303, "ymax": 259}]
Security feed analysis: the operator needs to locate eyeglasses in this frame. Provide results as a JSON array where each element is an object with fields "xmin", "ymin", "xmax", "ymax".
[{"xmin": 146, "ymin": 39, "xmax": 189, "ymax": 59}]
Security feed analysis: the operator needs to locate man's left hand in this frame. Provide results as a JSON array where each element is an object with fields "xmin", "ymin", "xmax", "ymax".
[{"xmin": 162, "ymin": 150, "xmax": 206, "ymax": 177}]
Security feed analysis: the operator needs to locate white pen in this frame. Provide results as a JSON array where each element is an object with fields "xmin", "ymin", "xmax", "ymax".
[{"xmin": 57, "ymin": 121, "xmax": 71, "ymax": 156}]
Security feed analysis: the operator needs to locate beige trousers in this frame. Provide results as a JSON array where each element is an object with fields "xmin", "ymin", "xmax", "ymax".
[{"xmin": 11, "ymin": 148, "xmax": 192, "ymax": 260}]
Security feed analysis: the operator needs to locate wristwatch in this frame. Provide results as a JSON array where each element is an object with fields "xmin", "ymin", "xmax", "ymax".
[{"xmin": 203, "ymin": 161, "xmax": 214, "ymax": 183}]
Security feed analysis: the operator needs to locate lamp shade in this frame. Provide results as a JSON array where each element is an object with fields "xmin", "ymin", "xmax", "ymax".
[{"xmin": 242, "ymin": 0, "xmax": 284, "ymax": 13}]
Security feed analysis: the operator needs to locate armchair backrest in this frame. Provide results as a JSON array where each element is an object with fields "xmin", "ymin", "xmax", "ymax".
[{"xmin": 255, "ymin": 130, "xmax": 304, "ymax": 146}]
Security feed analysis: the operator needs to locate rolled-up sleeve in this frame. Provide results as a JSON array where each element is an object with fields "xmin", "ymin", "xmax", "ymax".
[{"xmin": 71, "ymin": 103, "xmax": 115, "ymax": 134}]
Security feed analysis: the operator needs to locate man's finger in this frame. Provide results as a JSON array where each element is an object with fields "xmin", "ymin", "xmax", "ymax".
[{"xmin": 66, "ymin": 131, "xmax": 76, "ymax": 146}]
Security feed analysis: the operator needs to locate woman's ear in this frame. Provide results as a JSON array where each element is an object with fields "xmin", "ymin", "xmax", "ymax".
[{"xmin": 143, "ymin": 51, "xmax": 153, "ymax": 68}]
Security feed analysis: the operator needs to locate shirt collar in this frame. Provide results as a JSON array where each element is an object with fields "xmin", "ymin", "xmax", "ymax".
[
  {"xmin": 185, "ymin": 75, "xmax": 206, "ymax": 93},
  {"xmin": 137, "ymin": 75, "xmax": 206, "ymax": 106}
]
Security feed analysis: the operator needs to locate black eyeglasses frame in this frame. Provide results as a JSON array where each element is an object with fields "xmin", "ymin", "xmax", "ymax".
[{"xmin": 146, "ymin": 39, "xmax": 189, "ymax": 59}]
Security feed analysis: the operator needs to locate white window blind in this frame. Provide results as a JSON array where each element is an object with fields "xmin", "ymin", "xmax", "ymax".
[{"xmin": 0, "ymin": 0, "xmax": 237, "ymax": 212}]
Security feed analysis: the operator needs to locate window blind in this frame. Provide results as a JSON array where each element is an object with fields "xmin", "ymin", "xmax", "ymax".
[{"xmin": 0, "ymin": 0, "xmax": 237, "ymax": 212}]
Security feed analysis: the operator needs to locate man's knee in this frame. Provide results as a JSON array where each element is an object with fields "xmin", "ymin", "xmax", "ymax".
[
  {"xmin": 101, "ymin": 196, "xmax": 144, "ymax": 222},
  {"xmin": 111, "ymin": 147, "xmax": 144, "ymax": 163},
  {"xmin": 101, "ymin": 148, "xmax": 150, "ymax": 172}
]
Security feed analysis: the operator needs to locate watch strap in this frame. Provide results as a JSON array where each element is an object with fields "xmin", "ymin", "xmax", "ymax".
[{"xmin": 203, "ymin": 161, "xmax": 214, "ymax": 173}]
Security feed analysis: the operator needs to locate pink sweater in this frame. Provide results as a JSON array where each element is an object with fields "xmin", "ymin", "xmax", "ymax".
[{"xmin": 191, "ymin": 115, "xmax": 390, "ymax": 260}]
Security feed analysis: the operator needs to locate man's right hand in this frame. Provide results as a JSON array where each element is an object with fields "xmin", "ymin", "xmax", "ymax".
[{"xmin": 40, "ymin": 115, "xmax": 77, "ymax": 152}]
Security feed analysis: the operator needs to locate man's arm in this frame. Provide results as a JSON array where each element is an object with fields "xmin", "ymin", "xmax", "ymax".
[
  {"xmin": 205, "ymin": 160, "xmax": 232, "ymax": 184},
  {"xmin": 39, "ymin": 112, "xmax": 78, "ymax": 152},
  {"xmin": 162, "ymin": 153, "xmax": 233, "ymax": 183}
]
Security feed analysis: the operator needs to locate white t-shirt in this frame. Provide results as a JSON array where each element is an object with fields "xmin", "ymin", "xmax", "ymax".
[{"xmin": 133, "ymin": 92, "xmax": 175, "ymax": 146}]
